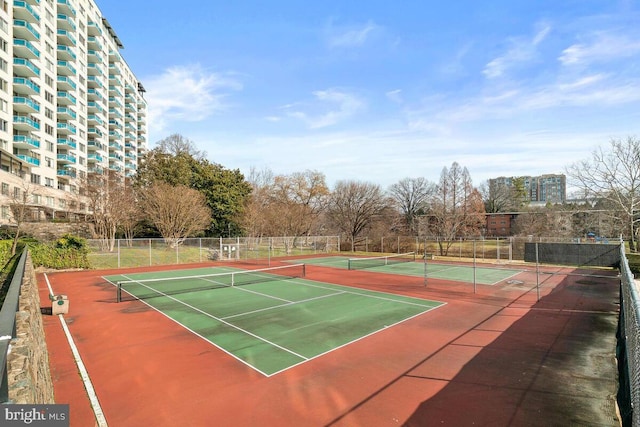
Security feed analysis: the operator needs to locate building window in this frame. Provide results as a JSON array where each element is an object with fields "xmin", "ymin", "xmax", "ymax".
[
  {"xmin": 1, "ymin": 206, "xmax": 8, "ymax": 219},
  {"xmin": 30, "ymin": 174, "xmax": 40, "ymax": 185},
  {"xmin": 1, "ymin": 183, "xmax": 7, "ymax": 195}
]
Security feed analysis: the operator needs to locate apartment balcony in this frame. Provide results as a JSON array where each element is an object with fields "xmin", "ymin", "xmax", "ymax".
[
  {"xmin": 109, "ymin": 131, "xmax": 122, "ymax": 141},
  {"xmin": 56, "ymin": 153, "xmax": 76, "ymax": 164},
  {"xmin": 57, "ymin": 60, "xmax": 76, "ymax": 76},
  {"xmin": 56, "ymin": 45, "xmax": 76, "ymax": 61},
  {"xmin": 17, "ymin": 154, "xmax": 39, "ymax": 166},
  {"xmin": 88, "ymin": 153, "xmax": 103, "ymax": 163},
  {"xmin": 56, "ymin": 14, "xmax": 76, "ymax": 31},
  {"xmin": 88, "ymin": 88, "xmax": 104, "ymax": 102},
  {"xmin": 109, "ymin": 152, "xmax": 123, "ymax": 161},
  {"xmin": 108, "ymin": 119, "xmax": 122, "ymax": 129},
  {"xmin": 13, "ymin": 77, "xmax": 40, "ymax": 95},
  {"xmin": 57, "ymin": 106, "xmax": 76, "ymax": 120},
  {"xmin": 88, "ymin": 166, "xmax": 104, "ymax": 175},
  {"xmin": 56, "ymin": 121, "xmax": 77, "ymax": 135},
  {"xmin": 88, "ymin": 139, "xmax": 105, "ymax": 152},
  {"xmin": 13, "ymin": 134, "xmax": 40, "ymax": 149},
  {"xmin": 57, "ymin": 167, "xmax": 76, "ymax": 179},
  {"xmin": 13, "ymin": 1, "xmax": 40, "ymax": 23},
  {"xmin": 125, "ymin": 84, "xmax": 136, "ymax": 94},
  {"xmin": 56, "ymin": 0, "xmax": 76, "ymax": 16},
  {"xmin": 137, "ymin": 107, "xmax": 146, "ymax": 117},
  {"xmin": 87, "ymin": 114, "xmax": 103, "ymax": 126},
  {"xmin": 109, "ymin": 63, "xmax": 122, "ymax": 75},
  {"xmin": 57, "ymin": 90, "xmax": 76, "ymax": 105},
  {"xmin": 87, "ymin": 62, "xmax": 103, "ymax": 76},
  {"xmin": 125, "ymin": 102, "xmax": 135, "ymax": 112},
  {"xmin": 56, "ymin": 29, "xmax": 76, "ymax": 46},
  {"xmin": 125, "ymin": 132, "xmax": 136, "ymax": 142},
  {"xmin": 108, "ymin": 85, "xmax": 123, "ymax": 97},
  {"xmin": 109, "ymin": 108, "xmax": 122, "ymax": 118},
  {"xmin": 88, "ymin": 101, "xmax": 104, "ymax": 114},
  {"xmin": 57, "ymin": 75, "xmax": 76, "ymax": 91},
  {"xmin": 13, "ymin": 38, "xmax": 40, "ymax": 59},
  {"xmin": 125, "ymin": 162, "xmax": 136, "ymax": 171},
  {"xmin": 88, "ymin": 127, "xmax": 103, "ymax": 138},
  {"xmin": 87, "ymin": 50, "xmax": 102, "ymax": 63},
  {"xmin": 87, "ymin": 21, "xmax": 102, "ymax": 36},
  {"xmin": 13, "ymin": 96, "xmax": 40, "ymax": 113},
  {"xmin": 87, "ymin": 75, "xmax": 104, "ymax": 89},
  {"xmin": 13, "ymin": 57, "xmax": 40, "ymax": 77},
  {"xmin": 13, "ymin": 20, "xmax": 40, "ymax": 41},
  {"xmin": 57, "ymin": 137, "xmax": 77, "ymax": 150},
  {"xmin": 87, "ymin": 36, "xmax": 102, "ymax": 51},
  {"xmin": 13, "ymin": 115, "xmax": 39, "ymax": 131},
  {"xmin": 109, "ymin": 97, "xmax": 123, "ymax": 108},
  {"xmin": 109, "ymin": 50, "xmax": 121, "ymax": 62},
  {"xmin": 108, "ymin": 74, "xmax": 122, "ymax": 86}
]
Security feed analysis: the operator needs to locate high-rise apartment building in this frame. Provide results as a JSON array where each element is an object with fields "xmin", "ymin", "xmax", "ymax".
[
  {"xmin": 0, "ymin": 0, "xmax": 146, "ymax": 223},
  {"xmin": 489, "ymin": 174, "xmax": 566, "ymax": 204}
]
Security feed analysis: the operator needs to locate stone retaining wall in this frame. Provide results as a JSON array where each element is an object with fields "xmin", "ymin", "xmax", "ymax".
[{"xmin": 7, "ymin": 254, "xmax": 55, "ymax": 403}]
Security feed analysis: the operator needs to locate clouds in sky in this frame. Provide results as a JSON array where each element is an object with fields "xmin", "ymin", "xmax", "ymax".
[
  {"xmin": 144, "ymin": 65, "xmax": 242, "ymax": 136},
  {"xmin": 133, "ymin": 2, "xmax": 640, "ymax": 186}
]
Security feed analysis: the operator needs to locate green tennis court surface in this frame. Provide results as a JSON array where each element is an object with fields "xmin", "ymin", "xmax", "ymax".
[
  {"xmin": 104, "ymin": 267, "xmax": 444, "ymax": 376},
  {"xmin": 298, "ymin": 256, "xmax": 523, "ymax": 285}
]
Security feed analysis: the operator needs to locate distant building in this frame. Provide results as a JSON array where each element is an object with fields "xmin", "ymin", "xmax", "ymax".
[
  {"xmin": 489, "ymin": 174, "xmax": 566, "ymax": 204},
  {"xmin": 485, "ymin": 213, "xmax": 517, "ymax": 237}
]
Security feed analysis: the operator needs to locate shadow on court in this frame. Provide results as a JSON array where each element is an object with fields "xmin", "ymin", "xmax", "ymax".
[{"xmin": 401, "ymin": 270, "xmax": 619, "ymax": 426}]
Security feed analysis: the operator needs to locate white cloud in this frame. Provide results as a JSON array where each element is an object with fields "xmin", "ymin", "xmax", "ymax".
[
  {"xmin": 559, "ymin": 32, "xmax": 640, "ymax": 65},
  {"xmin": 144, "ymin": 64, "xmax": 242, "ymax": 136},
  {"xmin": 483, "ymin": 22, "xmax": 551, "ymax": 79},
  {"xmin": 285, "ymin": 89, "xmax": 365, "ymax": 129},
  {"xmin": 325, "ymin": 20, "xmax": 379, "ymax": 48},
  {"xmin": 386, "ymin": 89, "xmax": 403, "ymax": 103}
]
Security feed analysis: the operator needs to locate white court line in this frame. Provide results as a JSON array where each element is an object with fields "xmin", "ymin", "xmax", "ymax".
[
  {"xmin": 44, "ymin": 274, "xmax": 108, "ymax": 427},
  {"xmin": 112, "ymin": 271, "xmax": 446, "ymax": 377},
  {"xmin": 222, "ymin": 291, "xmax": 345, "ymax": 320},
  {"xmin": 119, "ymin": 274, "xmax": 308, "ymax": 361}
]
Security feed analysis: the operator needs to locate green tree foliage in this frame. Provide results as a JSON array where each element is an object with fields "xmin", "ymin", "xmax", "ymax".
[{"xmin": 135, "ymin": 135, "xmax": 252, "ymax": 236}]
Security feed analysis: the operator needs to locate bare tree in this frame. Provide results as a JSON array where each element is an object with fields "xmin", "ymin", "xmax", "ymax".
[
  {"xmin": 427, "ymin": 162, "xmax": 486, "ymax": 255},
  {"xmin": 85, "ymin": 172, "xmax": 119, "ymax": 251},
  {"xmin": 326, "ymin": 180, "xmax": 389, "ymax": 251},
  {"xmin": 388, "ymin": 177, "xmax": 434, "ymax": 234},
  {"xmin": 566, "ymin": 137, "xmax": 640, "ymax": 251},
  {"xmin": 243, "ymin": 169, "xmax": 329, "ymax": 247},
  {"xmin": 156, "ymin": 133, "xmax": 207, "ymax": 160},
  {"xmin": 9, "ymin": 181, "xmax": 34, "ymax": 255},
  {"xmin": 139, "ymin": 181, "xmax": 211, "ymax": 247}
]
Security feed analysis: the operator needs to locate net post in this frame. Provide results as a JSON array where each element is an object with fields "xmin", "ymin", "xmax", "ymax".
[
  {"xmin": 116, "ymin": 282, "xmax": 121, "ymax": 303},
  {"xmin": 302, "ymin": 263, "xmax": 306, "ymax": 278}
]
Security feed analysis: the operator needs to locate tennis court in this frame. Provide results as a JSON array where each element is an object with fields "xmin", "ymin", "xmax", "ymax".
[
  {"xmin": 103, "ymin": 264, "xmax": 444, "ymax": 376},
  {"xmin": 299, "ymin": 253, "xmax": 523, "ymax": 285}
]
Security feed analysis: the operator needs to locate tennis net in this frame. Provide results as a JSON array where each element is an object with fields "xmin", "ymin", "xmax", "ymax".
[
  {"xmin": 116, "ymin": 263, "xmax": 306, "ymax": 302},
  {"xmin": 347, "ymin": 252, "xmax": 416, "ymax": 270}
]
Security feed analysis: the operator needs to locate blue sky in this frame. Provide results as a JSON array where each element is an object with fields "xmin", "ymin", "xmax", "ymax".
[{"xmin": 98, "ymin": 0, "xmax": 640, "ymax": 190}]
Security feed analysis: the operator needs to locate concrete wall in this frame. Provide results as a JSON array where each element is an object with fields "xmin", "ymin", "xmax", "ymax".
[{"xmin": 7, "ymin": 254, "xmax": 55, "ymax": 403}]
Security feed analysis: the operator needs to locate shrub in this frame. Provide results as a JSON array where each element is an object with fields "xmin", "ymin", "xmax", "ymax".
[{"xmin": 28, "ymin": 234, "xmax": 90, "ymax": 269}]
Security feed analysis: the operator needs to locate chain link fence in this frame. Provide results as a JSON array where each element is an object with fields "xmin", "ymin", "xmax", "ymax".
[
  {"xmin": 86, "ymin": 236, "xmax": 341, "ymax": 269},
  {"xmin": 618, "ymin": 243, "xmax": 639, "ymax": 426}
]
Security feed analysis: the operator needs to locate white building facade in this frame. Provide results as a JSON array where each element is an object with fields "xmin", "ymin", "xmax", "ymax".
[{"xmin": 0, "ymin": 0, "xmax": 146, "ymax": 223}]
